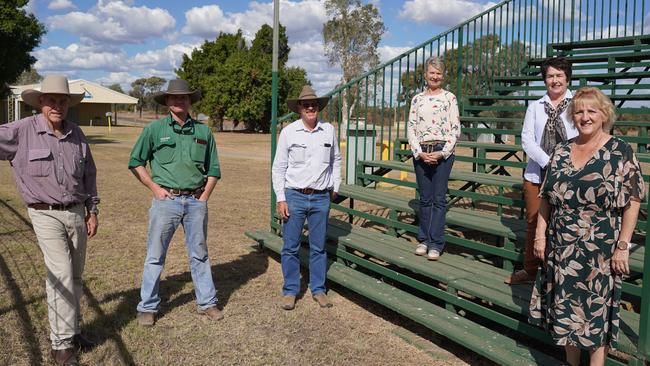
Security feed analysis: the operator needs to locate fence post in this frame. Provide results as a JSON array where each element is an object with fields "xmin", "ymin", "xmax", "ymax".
[
  {"xmin": 570, "ymin": 0, "xmax": 575, "ymax": 42},
  {"xmin": 639, "ymin": 205, "xmax": 650, "ymax": 360},
  {"xmin": 455, "ymin": 28, "xmax": 464, "ymax": 114}
]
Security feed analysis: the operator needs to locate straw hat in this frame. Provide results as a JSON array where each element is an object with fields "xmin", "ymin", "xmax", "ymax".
[
  {"xmin": 287, "ymin": 85, "xmax": 330, "ymax": 113},
  {"xmin": 21, "ymin": 75, "xmax": 85, "ymax": 108},
  {"xmin": 153, "ymin": 79, "xmax": 202, "ymax": 105}
]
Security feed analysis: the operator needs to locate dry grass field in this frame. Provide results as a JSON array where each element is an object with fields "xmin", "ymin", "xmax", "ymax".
[{"xmin": 0, "ymin": 125, "xmax": 490, "ymax": 365}]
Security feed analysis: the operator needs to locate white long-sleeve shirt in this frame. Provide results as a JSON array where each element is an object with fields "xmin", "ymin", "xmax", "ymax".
[
  {"xmin": 521, "ymin": 90, "xmax": 578, "ymax": 183},
  {"xmin": 272, "ymin": 119, "xmax": 342, "ymax": 202}
]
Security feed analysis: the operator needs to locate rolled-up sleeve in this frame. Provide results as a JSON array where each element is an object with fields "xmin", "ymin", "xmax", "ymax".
[
  {"xmin": 128, "ymin": 127, "xmax": 153, "ymax": 169},
  {"xmin": 0, "ymin": 121, "xmax": 20, "ymax": 161},
  {"xmin": 205, "ymin": 134, "xmax": 221, "ymax": 178},
  {"xmin": 331, "ymin": 127, "xmax": 342, "ymax": 192}
]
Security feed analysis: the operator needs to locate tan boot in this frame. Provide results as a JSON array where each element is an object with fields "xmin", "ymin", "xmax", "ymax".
[
  {"xmin": 312, "ymin": 292, "xmax": 333, "ymax": 308},
  {"xmin": 199, "ymin": 306, "xmax": 224, "ymax": 321},
  {"xmin": 136, "ymin": 312, "xmax": 155, "ymax": 327},
  {"xmin": 281, "ymin": 295, "xmax": 296, "ymax": 310}
]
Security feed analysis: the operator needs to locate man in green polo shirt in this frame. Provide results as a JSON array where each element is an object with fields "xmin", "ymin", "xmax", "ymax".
[{"xmin": 128, "ymin": 79, "xmax": 223, "ymax": 326}]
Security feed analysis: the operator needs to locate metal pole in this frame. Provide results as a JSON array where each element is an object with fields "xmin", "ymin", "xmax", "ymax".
[{"xmin": 270, "ymin": 0, "xmax": 279, "ymax": 231}]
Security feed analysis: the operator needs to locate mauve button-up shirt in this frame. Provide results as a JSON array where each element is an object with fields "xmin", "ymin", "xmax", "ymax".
[{"xmin": 0, "ymin": 114, "xmax": 99, "ymax": 212}]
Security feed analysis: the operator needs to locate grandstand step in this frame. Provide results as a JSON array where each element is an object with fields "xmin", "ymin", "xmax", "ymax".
[
  {"xmin": 550, "ymin": 35, "xmax": 650, "ymax": 51},
  {"xmin": 359, "ymin": 160, "xmax": 523, "ymax": 189},
  {"xmin": 495, "ymin": 71, "xmax": 650, "ymax": 83},
  {"xmin": 395, "ymin": 137, "xmax": 523, "ymax": 152},
  {"xmin": 244, "ymin": 229, "xmax": 565, "ymax": 366},
  {"xmin": 494, "ymin": 83, "xmax": 650, "ymax": 93},
  {"xmin": 528, "ymin": 50, "xmax": 650, "ymax": 65},
  {"xmin": 469, "ymin": 94, "xmax": 650, "ymax": 103},
  {"xmin": 337, "ymin": 184, "xmax": 526, "ymax": 240},
  {"xmin": 461, "ymin": 116, "xmax": 523, "ymax": 125}
]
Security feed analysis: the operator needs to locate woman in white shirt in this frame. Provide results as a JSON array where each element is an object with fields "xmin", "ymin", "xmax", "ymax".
[
  {"xmin": 407, "ymin": 56, "xmax": 461, "ymax": 260},
  {"xmin": 504, "ymin": 57, "xmax": 578, "ymax": 284}
]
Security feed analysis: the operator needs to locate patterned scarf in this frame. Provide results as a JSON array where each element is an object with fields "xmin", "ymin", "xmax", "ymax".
[{"xmin": 540, "ymin": 97, "xmax": 571, "ymax": 155}]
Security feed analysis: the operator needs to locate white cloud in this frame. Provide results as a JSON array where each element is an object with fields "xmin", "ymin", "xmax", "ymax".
[
  {"xmin": 131, "ymin": 43, "xmax": 199, "ymax": 75},
  {"xmin": 21, "ymin": 0, "xmax": 37, "ymax": 15},
  {"xmin": 399, "ymin": 0, "xmax": 497, "ymax": 27},
  {"xmin": 378, "ymin": 46, "xmax": 411, "ymax": 63},
  {"xmin": 182, "ymin": 0, "xmax": 326, "ymax": 43},
  {"xmin": 34, "ymin": 43, "xmax": 128, "ymax": 72},
  {"xmin": 48, "ymin": 0, "xmax": 76, "ymax": 11},
  {"xmin": 287, "ymin": 40, "xmax": 340, "ymax": 95},
  {"xmin": 48, "ymin": 0, "xmax": 175, "ymax": 44}
]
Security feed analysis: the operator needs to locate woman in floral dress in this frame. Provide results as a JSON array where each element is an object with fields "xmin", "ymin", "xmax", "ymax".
[
  {"xmin": 529, "ymin": 87, "xmax": 645, "ymax": 366},
  {"xmin": 407, "ymin": 56, "xmax": 461, "ymax": 261}
]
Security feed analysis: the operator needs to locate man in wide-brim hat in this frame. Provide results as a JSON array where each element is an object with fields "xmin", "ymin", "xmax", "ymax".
[
  {"xmin": 272, "ymin": 85, "xmax": 341, "ymax": 310},
  {"xmin": 128, "ymin": 79, "xmax": 224, "ymax": 326},
  {"xmin": 0, "ymin": 74, "xmax": 100, "ymax": 366}
]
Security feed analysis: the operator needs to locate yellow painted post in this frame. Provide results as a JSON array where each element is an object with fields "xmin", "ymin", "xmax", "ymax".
[{"xmin": 107, "ymin": 116, "xmax": 112, "ymax": 134}]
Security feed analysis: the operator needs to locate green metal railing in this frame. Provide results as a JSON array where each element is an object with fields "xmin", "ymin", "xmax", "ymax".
[{"xmin": 269, "ymin": 0, "xmax": 650, "ymax": 362}]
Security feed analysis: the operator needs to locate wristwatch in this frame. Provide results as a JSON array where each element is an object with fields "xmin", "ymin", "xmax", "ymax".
[
  {"xmin": 616, "ymin": 240, "xmax": 629, "ymax": 251},
  {"xmin": 88, "ymin": 207, "xmax": 100, "ymax": 216}
]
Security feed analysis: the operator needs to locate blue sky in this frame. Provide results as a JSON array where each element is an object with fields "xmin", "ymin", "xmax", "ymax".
[{"xmin": 24, "ymin": 0, "xmax": 499, "ymax": 93}]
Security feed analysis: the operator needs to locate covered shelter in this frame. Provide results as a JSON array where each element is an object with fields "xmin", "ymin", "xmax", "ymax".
[{"xmin": 1, "ymin": 79, "xmax": 138, "ymax": 125}]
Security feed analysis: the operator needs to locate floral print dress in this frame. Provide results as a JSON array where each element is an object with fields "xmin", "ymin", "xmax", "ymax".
[{"xmin": 529, "ymin": 137, "xmax": 645, "ymax": 349}]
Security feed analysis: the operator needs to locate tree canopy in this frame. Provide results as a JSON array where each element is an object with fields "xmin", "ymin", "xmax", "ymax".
[
  {"xmin": 14, "ymin": 67, "xmax": 42, "ymax": 85},
  {"xmin": 0, "ymin": 0, "xmax": 45, "ymax": 93},
  {"xmin": 176, "ymin": 23, "xmax": 309, "ymax": 132}
]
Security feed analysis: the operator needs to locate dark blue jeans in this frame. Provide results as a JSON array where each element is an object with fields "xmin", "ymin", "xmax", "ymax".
[
  {"xmin": 413, "ymin": 145, "xmax": 454, "ymax": 252},
  {"xmin": 281, "ymin": 189, "xmax": 330, "ymax": 296}
]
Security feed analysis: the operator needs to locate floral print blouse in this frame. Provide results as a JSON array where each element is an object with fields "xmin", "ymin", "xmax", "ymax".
[{"xmin": 407, "ymin": 90, "xmax": 461, "ymax": 160}]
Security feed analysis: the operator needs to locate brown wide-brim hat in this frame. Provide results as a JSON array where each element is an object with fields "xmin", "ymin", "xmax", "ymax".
[
  {"xmin": 153, "ymin": 79, "xmax": 202, "ymax": 106},
  {"xmin": 287, "ymin": 85, "xmax": 330, "ymax": 113},
  {"xmin": 21, "ymin": 75, "xmax": 85, "ymax": 108}
]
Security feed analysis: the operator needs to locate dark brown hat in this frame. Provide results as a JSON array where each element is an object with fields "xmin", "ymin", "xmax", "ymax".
[
  {"xmin": 287, "ymin": 85, "xmax": 330, "ymax": 113},
  {"xmin": 153, "ymin": 79, "xmax": 202, "ymax": 105}
]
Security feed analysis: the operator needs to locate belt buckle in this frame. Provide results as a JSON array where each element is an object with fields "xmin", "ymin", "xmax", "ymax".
[{"xmin": 169, "ymin": 188, "xmax": 181, "ymax": 196}]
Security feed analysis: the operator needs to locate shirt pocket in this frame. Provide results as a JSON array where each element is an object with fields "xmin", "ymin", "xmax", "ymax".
[
  {"xmin": 27, "ymin": 149, "xmax": 52, "ymax": 177},
  {"xmin": 190, "ymin": 139, "xmax": 207, "ymax": 163},
  {"xmin": 289, "ymin": 144, "xmax": 306, "ymax": 166},
  {"xmin": 153, "ymin": 140, "xmax": 176, "ymax": 164},
  {"xmin": 72, "ymin": 145, "xmax": 87, "ymax": 179},
  {"xmin": 321, "ymin": 144, "xmax": 332, "ymax": 164}
]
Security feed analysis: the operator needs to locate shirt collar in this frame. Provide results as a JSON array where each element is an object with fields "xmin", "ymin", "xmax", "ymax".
[
  {"xmin": 295, "ymin": 119, "xmax": 323, "ymax": 132},
  {"xmin": 35, "ymin": 113, "xmax": 73, "ymax": 137},
  {"xmin": 541, "ymin": 89, "xmax": 573, "ymax": 104},
  {"xmin": 167, "ymin": 113, "xmax": 195, "ymax": 126}
]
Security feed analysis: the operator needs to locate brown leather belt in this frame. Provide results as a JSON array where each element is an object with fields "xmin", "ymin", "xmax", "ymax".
[
  {"xmin": 161, "ymin": 186, "xmax": 204, "ymax": 198},
  {"xmin": 293, "ymin": 188, "xmax": 329, "ymax": 195},
  {"xmin": 28, "ymin": 202, "xmax": 79, "ymax": 211}
]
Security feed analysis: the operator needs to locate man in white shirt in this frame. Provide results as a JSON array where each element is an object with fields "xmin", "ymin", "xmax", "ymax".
[{"xmin": 271, "ymin": 85, "xmax": 341, "ymax": 310}]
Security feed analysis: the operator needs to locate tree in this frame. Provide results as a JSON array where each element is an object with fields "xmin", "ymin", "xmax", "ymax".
[
  {"xmin": 128, "ymin": 77, "xmax": 167, "ymax": 118},
  {"xmin": 322, "ymin": 0, "xmax": 385, "ymax": 126},
  {"xmin": 176, "ymin": 24, "xmax": 309, "ymax": 132},
  {"xmin": 107, "ymin": 83, "xmax": 124, "ymax": 94},
  {"xmin": 13, "ymin": 67, "xmax": 41, "ymax": 85},
  {"xmin": 1, "ymin": 0, "xmax": 45, "ymax": 94}
]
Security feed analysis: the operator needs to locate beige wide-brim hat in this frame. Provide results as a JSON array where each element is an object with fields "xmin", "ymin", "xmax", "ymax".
[
  {"xmin": 287, "ymin": 85, "xmax": 330, "ymax": 113},
  {"xmin": 153, "ymin": 79, "xmax": 202, "ymax": 106},
  {"xmin": 21, "ymin": 75, "xmax": 85, "ymax": 108}
]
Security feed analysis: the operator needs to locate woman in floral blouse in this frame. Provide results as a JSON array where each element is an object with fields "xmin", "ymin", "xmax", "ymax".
[
  {"xmin": 529, "ymin": 87, "xmax": 644, "ymax": 366},
  {"xmin": 407, "ymin": 56, "xmax": 461, "ymax": 260}
]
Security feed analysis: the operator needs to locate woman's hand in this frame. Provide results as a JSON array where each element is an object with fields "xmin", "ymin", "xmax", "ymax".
[
  {"xmin": 611, "ymin": 249, "xmax": 630, "ymax": 275},
  {"xmin": 533, "ymin": 237, "xmax": 546, "ymax": 260},
  {"xmin": 420, "ymin": 152, "xmax": 438, "ymax": 165}
]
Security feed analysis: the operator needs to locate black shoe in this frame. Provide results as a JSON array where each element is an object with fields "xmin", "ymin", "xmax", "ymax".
[{"xmin": 73, "ymin": 333, "xmax": 97, "ymax": 351}]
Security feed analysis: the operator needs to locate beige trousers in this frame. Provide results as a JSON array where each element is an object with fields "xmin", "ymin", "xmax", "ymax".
[{"xmin": 28, "ymin": 204, "xmax": 87, "ymax": 350}]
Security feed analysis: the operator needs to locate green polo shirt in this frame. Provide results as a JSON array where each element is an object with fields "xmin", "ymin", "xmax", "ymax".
[{"xmin": 128, "ymin": 114, "xmax": 221, "ymax": 189}]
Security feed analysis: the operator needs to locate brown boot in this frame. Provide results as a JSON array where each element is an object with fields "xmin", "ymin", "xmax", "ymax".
[
  {"xmin": 312, "ymin": 292, "xmax": 333, "ymax": 308},
  {"xmin": 136, "ymin": 312, "xmax": 155, "ymax": 327},
  {"xmin": 198, "ymin": 306, "xmax": 224, "ymax": 321},
  {"xmin": 51, "ymin": 348, "xmax": 79, "ymax": 366},
  {"xmin": 281, "ymin": 295, "xmax": 296, "ymax": 310}
]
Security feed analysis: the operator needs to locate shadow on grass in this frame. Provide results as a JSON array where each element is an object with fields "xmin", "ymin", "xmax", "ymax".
[
  {"xmin": 84, "ymin": 135, "xmax": 119, "ymax": 145},
  {"xmin": 80, "ymin": 250, "xmax": 269, "ymax": 364},
  {"xmin": 0, "ymin": 254, "xmax": 44, "ymax": 365}
]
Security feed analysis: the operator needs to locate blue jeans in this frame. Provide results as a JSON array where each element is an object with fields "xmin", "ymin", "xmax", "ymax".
[
  {"xmin": 281, "ymin": 189, "xmax": 330, "ymax": 296},
  {"xmin": 413, "ymin": 145, "xmax": 455, "ymax": 252},
  {"xmin": 137, "ymin": 196, "xmax": 217, "ymax": 313}
]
